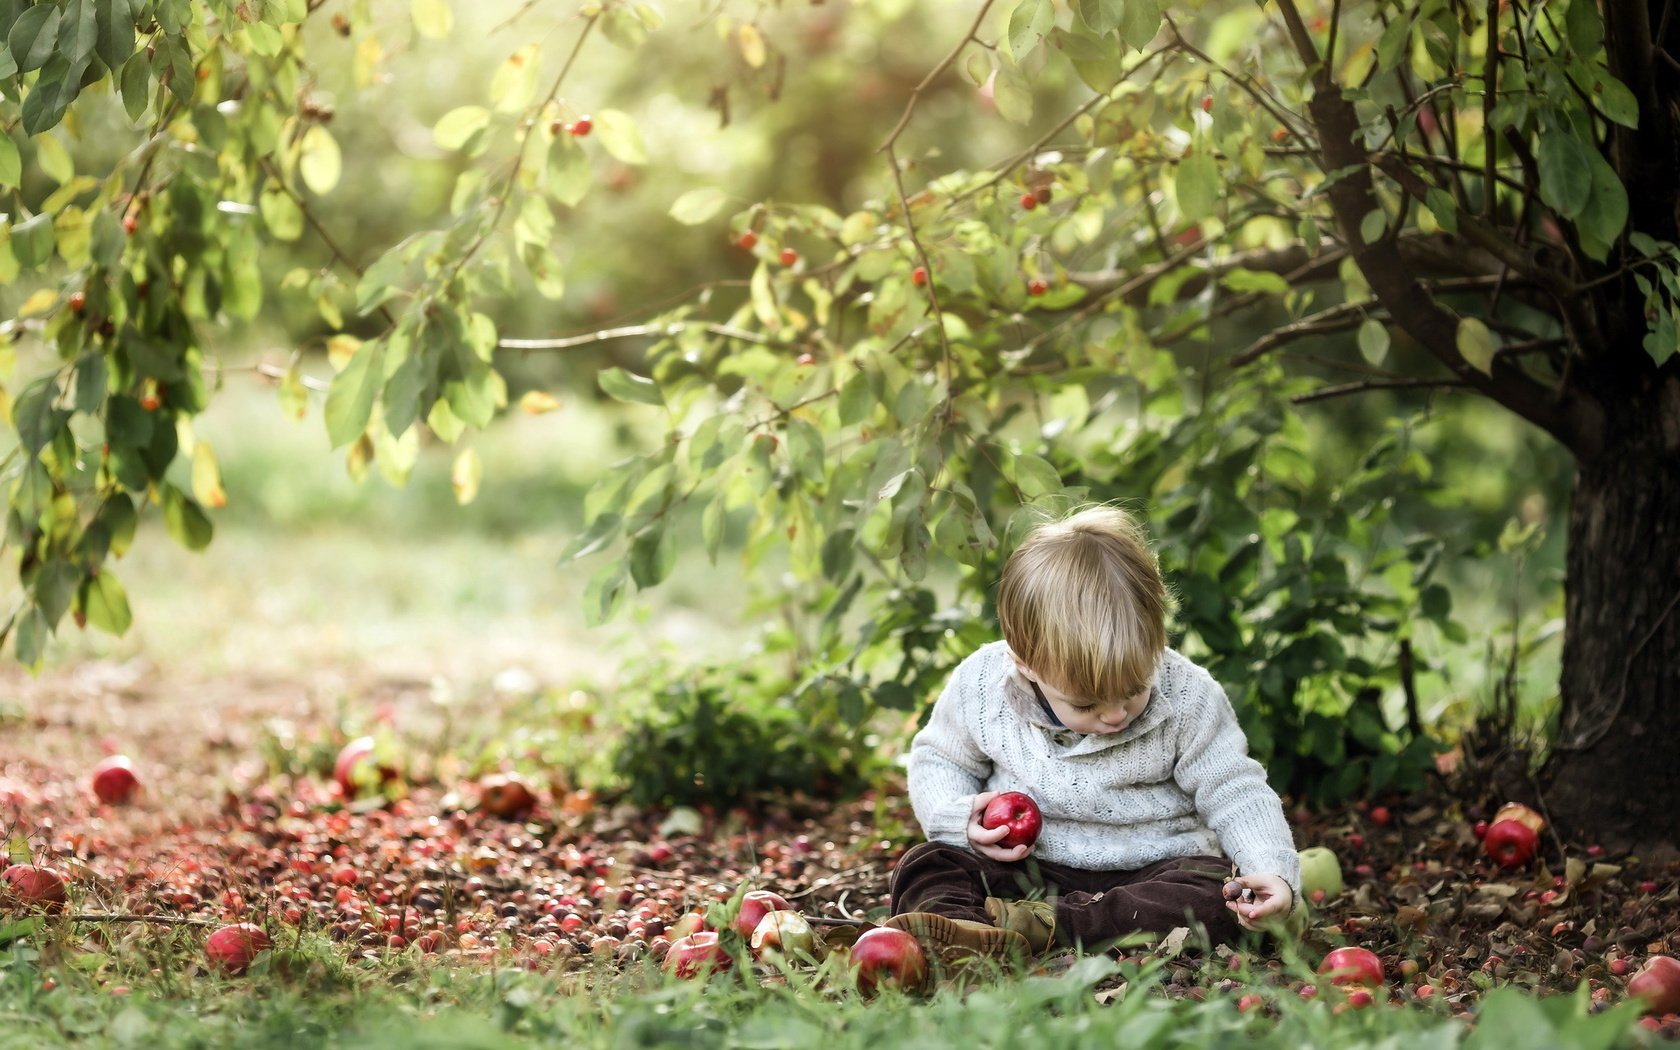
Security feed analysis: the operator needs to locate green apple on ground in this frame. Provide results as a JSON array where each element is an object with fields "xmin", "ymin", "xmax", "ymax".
[
  {"xmin": 751, "ymin": 910, "xmax": 818, "ymax": 959},
  {"xmin": 1298, "ymin": 846, "xmax": 1344, "ymax": 902}
]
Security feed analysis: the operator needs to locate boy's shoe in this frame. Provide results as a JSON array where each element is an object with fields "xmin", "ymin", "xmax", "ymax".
[
  {"xmin": 984, "ymin": 897, "xmax": 1057, "ymax": 954},
  {"xmin": 882, "ymin": 912, "xmax": 1030, "ymax": 961}
]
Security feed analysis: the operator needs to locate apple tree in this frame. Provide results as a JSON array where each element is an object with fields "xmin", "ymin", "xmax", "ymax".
[{"xmin": 1, "ymin": 0, "xmax": 1675, "ymax": 837}]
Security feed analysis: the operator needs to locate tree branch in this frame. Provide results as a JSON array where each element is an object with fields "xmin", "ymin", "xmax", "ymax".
[{"xmin": 1291, "ymin": 377, "xmax": 1473, "ymax": 404}]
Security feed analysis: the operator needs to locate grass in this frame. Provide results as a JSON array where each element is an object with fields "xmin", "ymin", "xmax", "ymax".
[{"xmin": 0, "ymin": 927, "xmax": 1647, "ymax": 1050}]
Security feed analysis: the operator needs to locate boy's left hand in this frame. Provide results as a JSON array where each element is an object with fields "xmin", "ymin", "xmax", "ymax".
[{"xmin": 1222, "ymin": 873, "xmax": 1293, "ymax": 930}]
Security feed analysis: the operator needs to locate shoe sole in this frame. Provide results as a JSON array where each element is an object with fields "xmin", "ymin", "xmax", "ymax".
[{"xmin": 882, "ymin": 913, "xmax": 1029, "ymax": 959}]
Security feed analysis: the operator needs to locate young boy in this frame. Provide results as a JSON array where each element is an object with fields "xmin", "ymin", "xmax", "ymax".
[{"xmin": 886, "ymin": 505, "xmax": 1299, "ymax": 959}]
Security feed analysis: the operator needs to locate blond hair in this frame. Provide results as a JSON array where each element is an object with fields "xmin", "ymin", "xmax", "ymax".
[{"xmin": 996, "ymin": 505, "xmax": 1168, "ymax": 702}]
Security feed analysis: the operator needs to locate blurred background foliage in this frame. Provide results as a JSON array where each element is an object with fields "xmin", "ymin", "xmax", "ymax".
[{"xmin": 0, "ymin": 0, "xmax": 1573, "ymax": 809}]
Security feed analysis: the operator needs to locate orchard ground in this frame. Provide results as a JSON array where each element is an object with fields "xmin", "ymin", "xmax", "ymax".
[{"xmin": 3, "ymin": 650, "xmax": 1680, "ymax": 1047}]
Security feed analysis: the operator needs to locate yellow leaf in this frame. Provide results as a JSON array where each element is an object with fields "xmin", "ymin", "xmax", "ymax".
[
  {"xmin": 354, "ymin": 35, "xmax": 385, "ymax": 89},
  {"xmin": 327, "ymin": 335, "xmax": 362, "ymax": 372},
  {"xmin": 452, "ymin": 447, "xmax": 482, "ymax": 505},
  {"xmin": 411, "ymin": 0, "xmax": 452, "ymax": 38},
  {"xmin": 192, "ymin": 441, "xmax": 228, "ymax": 509},
  {"xmin": 299, "ymin": 125, "xmax": 342, "ymax": 195},
  {"xmin": 1455, "ymin": 317, "xmax": 1496, "ymax": 375},
  {"xmin": 518, "ymin": 390, "xmax": 562, "ymax": 414},
  {"xmin": 736, "ymin": 24, "xmax": 767, "ymax": 68},
  {"xmin": 18, "ymin": 289, "xmax": 58, "ymax": 318}
]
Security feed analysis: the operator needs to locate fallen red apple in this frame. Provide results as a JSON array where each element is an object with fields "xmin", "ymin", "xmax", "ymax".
[
  {"xmin": 732, "ymin": 889, "xmax": 793, "ymax": 938},
  {"xmin": 1318, "ymin": 946, "xmax": 1384, "ymax": 987},
  {"xmin": 1628, "ymin": 956, "xmax": 1680, "ymax": 1014},
  {"xmin": 91, "ymin": 755, "xmax": 140, "ymax": 805},
  {"xmin": 850, "ymin": 926, "xmax": 928, "ymax": 995},
  {"xmin": 1493, "ymin": 801, "xmax": 1546, "ymax": 834},
  {"xmin": 751, "ymin": 910, "xmax": 818, "ymax": 959},
  {"xmin": 1482, "ymin": 819, "xmax": 1539, "ymax": 868},
  {"xmin": 980, "ymin": 791, "xmax": 1042, "ymax": 849},
  {"xmin": 670, "ymin": 911, "xmax": 710, "ymax": 939},
  {"xmin": 664, "ymin": 931, "xmax": 732, "ymax": 979},
  {"xmin": 478, "ymin": 774, "xmax": 537, "ymax": 819},
  {"xmin": 1, "ymin": 864, "xmax": 68, "ymax": 913},
  {"xmin": 333, "ymin": 736, "xmax": 398, "ymax": 797},
  {"xmin": 205, "ymin": 923, "xmax": 272, "ymax": 974}
]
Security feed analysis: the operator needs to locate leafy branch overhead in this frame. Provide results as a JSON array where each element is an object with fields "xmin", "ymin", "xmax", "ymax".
[{"xmin": 0, "ymin": 0, "xmax": 1676, "ymax": 813}]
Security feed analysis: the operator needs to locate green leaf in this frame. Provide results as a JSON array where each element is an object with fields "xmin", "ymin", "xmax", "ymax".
[
  {"xmin": 1375, "ymin": 13, "xmax": 1412, "ymax": 70},
  {"xmin": 1594, "ymin": 73, "xmax": 1639, "ymax": 129},
  {"xmin": 162, "ymin": 486, "xmax": 214, "ymax": 551},
  {"xmin": 1537, "ymin": 126, "xmax": 1595, "ymax": 220},
  {"xmin": 1118, "ymin": 0, "xmax": 1162, "ymax": 50},
  {"xmin": 1359, "ymin": 207, "xmax": 1387, "ymax": 245},
  {"xmin": 434, "ymin": 105, "xmax": 491, "ymax": 151},
  {"xmin": 59, "ymin": 0, "xmax": 97, "ymax": 69},
  {"xmin": 119, "ymin": 51, "xmax": 149, "ymax": 122},
  {"xmin": 1563, "ymin": 0, "xmax": 1602, "ymax": 56},
  {"xmin": 1220, "ymin": 268, "xmax": 1289, "ymax": 294},
  {"xmin": 991, "ymin": 63, "xmax": 1032, "ymax": 124},
  {"xmin": 668, "ymin": 187, "xmax": 729, "ymax": 226},
  {"xmin": 1076, "ymin": 0, "xmax": 1122, "ymax": 35},
  {"xmin": 1006, "ymin": 0, "xmax": 1052, "ymax": 61},
  {"xmin": 411, "ymin": 0, "xmax": 452, "ymax": 38},
  {"xmin": 81, "ymin": 571, "xmax": 132, "ymax": 635},
  {"xmin": 21, "ymin": 55, "xmax": 84, "ymax": 136},
  {"xmin": 10, "ymin": 213, "xmax": 53, "ymax": 267},
  {"xmin": 1011, "ymin": 453, "xmax": 1063, "ymax": 498},
  {"xmin": 324, "ymin": 339, "xmax": 387, "ymax": 447},
  {"xmin": 582, "ymin": 563, "xmax": 629, "ymax": 626},
  {"xmin": 259, "ymin": 185, "xmax": 303, "ymax": 240},
  {"xmin": 33, "ymin": 560, "xmax": 78, "ymax": 627},
  {"xmin": 599, "ymin": 366, "xmax": 663, "ymax": 406},
  {"xmin": 9, "ymin": 3, "xmax": 61, "ymax": 73},
  {"xmin": 1574, "ymin": 151, "xmax": 1628, "ymax": 261},
  {"xmin": 94, "ymin": 0, "xmax": 134, "ymax": 71},
  {"xmin": 1456, "ymin": 317, "xmax": 1496, "ymax": 374},
  {"xmin": 1357, "ymin": 318, "xmax": 1390, "ymax": 365},
  {"xmin": 548, "ymin": 138, "xmax": 592, "ymax": 206},
  {"xmin": 298, "ymin": 125, "xmax": 342, "ymax": 195},
  {"xmin": 628, "ymin": 526, "xmax": 677, "ymax": 587},
  {"xmin": 1174, "ymin": 148, "xmax": 1219, "ymax": 223},
  {"xmin": 594, "ymin": 109, "xmax": 646, "ymax": 165},
  {"xmin": 13, "ymin": 379, "xmax": 68, "ymax": 454}
]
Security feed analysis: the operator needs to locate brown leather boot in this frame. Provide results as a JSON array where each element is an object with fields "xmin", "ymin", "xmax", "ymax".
[
  {"xmin": 882, "ymin": 912, "xmax": 1031, "ymax": 961},
  {"xmin": 984, "ymin": 897, "xmax": 1057, "ymax": 954}
]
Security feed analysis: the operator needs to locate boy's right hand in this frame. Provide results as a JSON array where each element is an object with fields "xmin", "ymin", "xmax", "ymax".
[{"xmin": 967, "ymin": 791, "xmax": 1034, "ymax": 862}]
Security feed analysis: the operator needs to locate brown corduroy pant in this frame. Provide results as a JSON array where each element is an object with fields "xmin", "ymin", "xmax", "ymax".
[{"xmin": 888, "ymin": 841, "xmax": 1244, "ymax": 950}]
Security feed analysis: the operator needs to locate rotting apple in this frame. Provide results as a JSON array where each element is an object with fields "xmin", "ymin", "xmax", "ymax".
[
  {"xmin": 732, "ymin": 889, "xmax": 793, "ymax": 938},
  {"xmin": 205, "ymin": 923, "xmax": 273, "ymax": 974},
  {"xmin": 1482, "ymin": 819, "xmax": 1540, "ymax": 868},
  {"xmin": 664, "ymin": 931, "xmax": 732, "ymax": 979},
  {"xmin": 1298, "ymin": 846, "xmax": 1344, "ymax": 901},
  {"xmin": 1629, "ymin": 956, "xmax": 1680, "ymax": 1014},
  {"xmin": 980, "ymin": 791, "xmax": 1042, "ymax": 850},
  {"xmin": 751, "ymin": 910, "xmax": 818, "ymax": 959},
  {"xmin": 333, "ymin": 736, "xmax": 398, "ymax": 798},
  {"xmin": 91, "ymin": 755, "xmax": 141, "ymax": 805},
  {"xmin": 478, "ymin": 774, "xmax": 537, "ymax": 819},
  {"xmin": 850, "ymin": 927, "xmax": 928, "ymax": 995},
  {"xmin": 1, "ymin": 864, "xmax": 68, "ymax": 913},
  {"xmin": 1318, "ymin": 946, "xmax": 1384, "ymax": 987},
  {"xmin": 1493, "ymin": 801, "xmax": 1545, "ymax": 834}
]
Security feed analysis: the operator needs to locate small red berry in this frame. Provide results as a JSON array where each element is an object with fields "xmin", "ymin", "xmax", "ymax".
[
  {"xmin": 1640, "ymin": 880, "xmax": 1660, "ymax": 894},
  {"xmin": 1472, "ymin": 821, "xmax": 1490, "ymax": 839},
  {"xmin": 68, "ymin": 291, "xmax": 86, "ymax": 313},
  {"xmin": 1019, "ymin": 193, "xmax": 1038, "ymax": 211},
  {"xmin": 569, "ymin": 116, "xmax": 592, "ymax": 136},
  {"xmin": 1369, "ymin": 806, "xmax": 1391, "ymax": 826},
  {"xmin": 1034, "ymin": 185, "xmax": 1052, "ymax": 205},
  {"xmin": 911, "ymin": 266, "xmax": 928, "ymax": 287},
  {"xmin": 1201, "ymin": 95, "xmax": 1213, "ymax": 113},
  {"xmin": 795, "ymin": 353, "xmax": 815, "ymax": 366},
  {"xmin": 737, "ymin": 231, "xmax": 758, "ymax": 250},
  {"xmin": 123, "ymin": 214, "xmax": 139, "ymax": 235},
  {"xmin": 1346, "ymin": 832, "xmax": 1365, "ymax": 849},
  {"xmin": 1027, "ymin": 278, "xmax": 1049, "ymax": 296},
  {"xmin": 779, "ymin": 247, "xmax": 798, "ymax": 266}
]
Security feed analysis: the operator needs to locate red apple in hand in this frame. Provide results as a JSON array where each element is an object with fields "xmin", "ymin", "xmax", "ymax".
[
  {"xmin": 1318, "ymin": 946, "xmax": 1384, "ymax": 987},
  {"xmin": 1482, "ymin": 819, "xmax": 1539, "ymax": 868},
  {"xmin": 732, "ymin": 889, "xmax": 793, "ymax": 938},
  {"xmin": 980, "ymin": 791, "xmax": 1042, "ymax": 849},
  {"xmin": 205, "ymin": 923, "xmax": 272, "ymax": 974},
  {"xmin": 665, "ymin": 931, "xmax": 732, "ymax": 978},
  {"xmin": 2, "ymin": 864, "xmax": 68, "ymax": 913},
  {"xmin": 850, "ymin": 926, "xmax": 927, "ymax": 994},
  {"xmin": 91, "ymin": 755, "xmax": 140, "ymax": 805},
  {"xmin": 1628, "ymin": 956, "xmax": 1680, "ymax": 1014}
]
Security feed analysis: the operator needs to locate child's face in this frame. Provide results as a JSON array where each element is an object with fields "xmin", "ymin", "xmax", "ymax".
[{"xmin": 1013, "ymin": 659, "xmax": 1151, "ymax": 736}]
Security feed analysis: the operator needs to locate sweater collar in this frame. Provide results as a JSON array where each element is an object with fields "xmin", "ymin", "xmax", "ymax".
[{"xmin": 1002, "ymin": 653, "xmax": 1172, "ymax": 747}]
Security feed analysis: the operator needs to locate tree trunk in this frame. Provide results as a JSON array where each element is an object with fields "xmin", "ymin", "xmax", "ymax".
[{"xmin": 1540, "ymin": 396, "xmax": 1680, "ymax": 852}]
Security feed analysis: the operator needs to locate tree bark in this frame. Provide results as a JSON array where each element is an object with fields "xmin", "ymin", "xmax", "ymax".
[{"xmin": 1540, "ymin": 378, "xmax": 1680, "ymax": 851}]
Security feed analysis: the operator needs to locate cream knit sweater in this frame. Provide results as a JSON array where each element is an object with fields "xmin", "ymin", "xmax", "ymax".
[{"xmin": 906, "ymin": 640, "xmax": 1301, "ymax": 899}]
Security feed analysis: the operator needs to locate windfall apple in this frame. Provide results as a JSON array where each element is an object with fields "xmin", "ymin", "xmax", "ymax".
[
  {"xmin": 980, "ymin": 791, "xmax": 1042, "ymax": 850},
  {"xmin": 1482, "ymin": 819, "xmax": 1540, "ymax": 868},
  {"xmin": 665, "ymin": 931, "xmax": 732, "ymax": 979},
  {"xmin": 333, "ymin": 737, "xmax": 397, "ymax": 798},
  {"xmin": 1318, "ymin": 946, "xmax": 1384, "ymax": 987},
  {"xmin": 850, "ymin": 927, "xmax": 928, "ymax": 995},
  {"xmin": 1, "ymin": 864, "xmax": 68, "ymax": 913},
  {"xmin": 1628, "ymin": 956, "xmax": 1680, "ymax": 1014},
  {"xmin": 478, "ymin": 774, "xmax": 537, "ymax": 819},
  {"xmin": 91, "ymin": 755, "xmax": 141, "ymax": 805},
  {"xmin": 205, "ymin": 923, "xmax": 273, "ymax": 974},
  {"xmin": 732, "ymin": 889, "xmax": 793, "ymax": 939},
  {"xmin": 751, "ymin": 910, "xmax": 818, "ymax": 959},
  {"xmin": 1297, "ymin": 846, "xmax": 1344, "ymax": 901}
]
